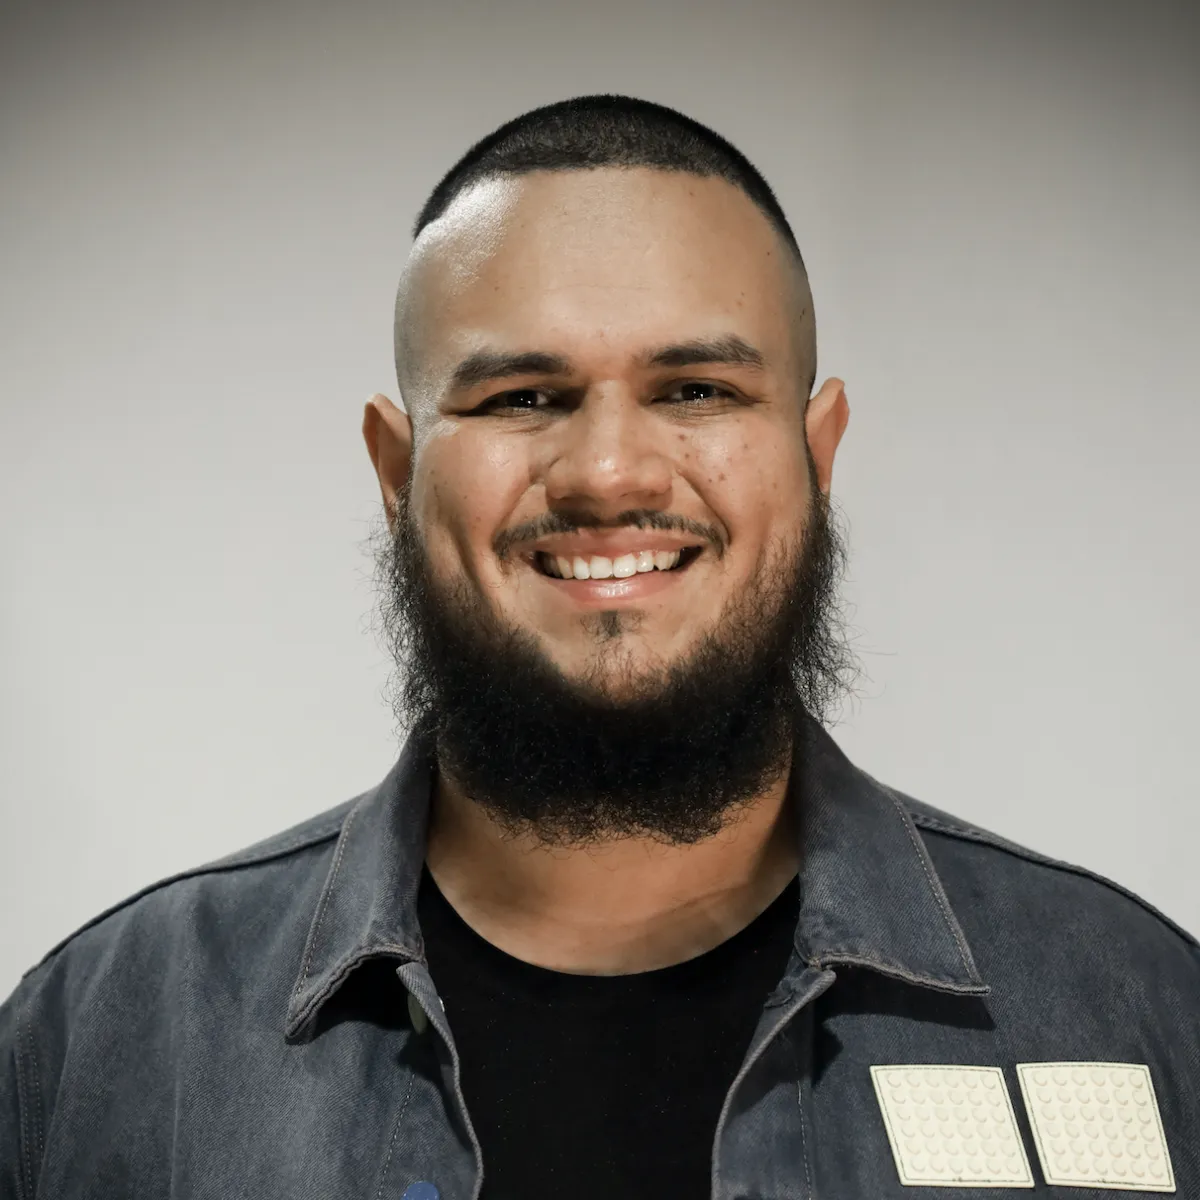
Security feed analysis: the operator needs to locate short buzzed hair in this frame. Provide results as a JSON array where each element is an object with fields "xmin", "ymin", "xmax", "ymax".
[{"xmin": 414, "ymin": 94, "xmax": 806, "ymax": 272}]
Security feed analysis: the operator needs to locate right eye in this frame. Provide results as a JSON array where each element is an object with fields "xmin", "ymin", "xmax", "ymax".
[{"xmin": 478, "ymin": 388, "xmax": 555, "ymax": 413}]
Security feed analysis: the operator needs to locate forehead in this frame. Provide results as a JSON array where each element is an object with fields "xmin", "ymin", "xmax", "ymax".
[{"xmin": 400, "ymin": 168, "xmax": 806, "ymax": 384}]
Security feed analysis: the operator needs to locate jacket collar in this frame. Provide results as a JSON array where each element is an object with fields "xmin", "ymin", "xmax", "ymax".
[
  {"xmin": 786, "ymin": 713, "xmax": 986, "ymax": 995},
  {"xmin": 286, "ymin": 724, "xmax": 436, "ymax": 1039},
  {"xmin": 285, "ymin": 714, "xmax": 985, "ymax": 1040}
]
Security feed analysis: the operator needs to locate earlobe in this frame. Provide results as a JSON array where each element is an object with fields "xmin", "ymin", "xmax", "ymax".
[
  {"xmin": 362, "ymin": 393, "xmax": 414, "ymax": 526},
  {"xmin": 805, "ymin": 377, "xmax": 850, "ymax": 495}
]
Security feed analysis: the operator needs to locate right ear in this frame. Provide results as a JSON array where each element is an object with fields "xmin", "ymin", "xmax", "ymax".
[{"xmin": 362, "ymin": 393, "xmax": 413, "ymax": 530}]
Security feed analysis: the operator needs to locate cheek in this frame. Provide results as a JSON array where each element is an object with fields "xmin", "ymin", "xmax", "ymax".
[
  {"xmin": 688, "ymin": 426, "xmax": 811, "ymax": 548},
  {"xmin": 411, "ymin": 429, "xmax": 527, "ymax": 579}
]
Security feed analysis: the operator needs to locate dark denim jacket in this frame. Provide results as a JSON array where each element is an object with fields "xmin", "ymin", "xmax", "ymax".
[{"xmin": 3, "ymin": 717, "xmax": 1197, "ymax": 1198}]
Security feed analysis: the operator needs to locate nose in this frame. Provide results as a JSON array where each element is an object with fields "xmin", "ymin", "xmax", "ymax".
[{"xmin": 541, "ymin": 387, "xmax": 673, "ymax": 516}]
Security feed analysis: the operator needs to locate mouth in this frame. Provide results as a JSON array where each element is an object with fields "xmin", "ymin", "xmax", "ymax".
[
  {"xmin": 530, "ymin": 545, "xmax": 705, "ymax": 580},
  {"xmin": 518, "ymin": 542, "xmax": 708, "ymax": 609}
]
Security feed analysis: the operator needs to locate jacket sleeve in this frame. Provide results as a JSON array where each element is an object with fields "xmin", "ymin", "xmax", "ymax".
[{"xmin": 0, "ymin": 982, "xmax": 34, "ymax": 1200}]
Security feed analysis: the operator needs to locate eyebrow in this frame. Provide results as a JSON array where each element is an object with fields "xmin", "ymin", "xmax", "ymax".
[
  {"xmin": 446, "ymin": 334, "xmax": 767, "ymax": 393},
  {"xmin": 638, "ymin": 335, "xmax": 766, "ymax": 372},
  {"xmin": 448, "ymin": 350, "xmax": 572, "ymax": 392}
]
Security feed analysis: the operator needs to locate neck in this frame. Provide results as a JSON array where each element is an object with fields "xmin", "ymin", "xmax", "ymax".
[{"xmin": 424, "ymin": 759, "xmax": 799, "ymax": 975}]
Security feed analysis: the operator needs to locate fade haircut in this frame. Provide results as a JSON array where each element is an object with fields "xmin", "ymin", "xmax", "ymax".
[{"xmin": 414, "ymin": 94, "xmax": 805, "ymax": 269}]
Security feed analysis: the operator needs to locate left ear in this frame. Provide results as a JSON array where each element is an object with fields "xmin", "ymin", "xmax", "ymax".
[{"xmin": 805, "ymin": 377, "xmax": 850, "ymax": 495}]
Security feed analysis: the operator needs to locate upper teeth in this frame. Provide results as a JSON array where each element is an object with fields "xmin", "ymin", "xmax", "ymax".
[{"xmin": 539, "ymin": 549, "xmax": 684, "ymax": 579}]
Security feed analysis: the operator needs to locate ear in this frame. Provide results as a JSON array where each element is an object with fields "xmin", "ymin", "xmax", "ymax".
[
  {"xmin": 362, "ymin": 393, "xmax": 413, "ymax": 530},
  {"xmin": 805, "ymin": 377, "xmax": 850, "ymax": 495}
]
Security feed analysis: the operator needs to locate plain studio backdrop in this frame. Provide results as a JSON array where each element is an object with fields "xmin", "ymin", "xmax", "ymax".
[{"xmin": 2, "ymin": 0, "xmax": 1197, "ymax": 997}]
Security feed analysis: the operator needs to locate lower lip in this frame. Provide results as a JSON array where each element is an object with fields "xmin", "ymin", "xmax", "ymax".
[{"xmin": 532, "ymin": 561, "xmax": 696, "ymax": 607}]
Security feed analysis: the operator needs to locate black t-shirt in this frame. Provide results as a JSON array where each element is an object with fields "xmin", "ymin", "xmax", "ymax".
[{"xmin": 418, "ymin": 866, "xmax": 800, "ymax": 1200}]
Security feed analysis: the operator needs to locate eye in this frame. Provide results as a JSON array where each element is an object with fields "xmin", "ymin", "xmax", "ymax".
[
  {"xmin": 478, "ymin": 388, "xmax": 555, "ymax": 414},
  {"xmin": 661, "ymin": 380, "xmax": 738, "ymax": 405}
]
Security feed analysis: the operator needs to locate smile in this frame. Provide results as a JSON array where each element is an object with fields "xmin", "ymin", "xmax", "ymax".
[
  {"xmin": 533, "ymin": 547, "xmax": 704, "ymax": 580},
  {"xmin": 520, "ymin": 543, "xmax": 706, "ymax": 607}
]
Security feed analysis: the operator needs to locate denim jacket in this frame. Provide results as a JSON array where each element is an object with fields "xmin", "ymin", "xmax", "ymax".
[{"xmin": 3, "ymin": 715, "xmax": 1197, "ymax": 1198}]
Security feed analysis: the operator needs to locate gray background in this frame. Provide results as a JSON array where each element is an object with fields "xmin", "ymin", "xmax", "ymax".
[{"xmin": 2, "ymin": 0, "xmax": 1197, "ymax": 997}]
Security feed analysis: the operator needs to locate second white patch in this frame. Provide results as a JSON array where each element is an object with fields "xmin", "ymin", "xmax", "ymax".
[{"xmin": 1016, "ymin": 1062, "xmax": 1174, "ymax": 1192}]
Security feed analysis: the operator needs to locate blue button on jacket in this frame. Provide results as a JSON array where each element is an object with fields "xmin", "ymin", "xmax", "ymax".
[{"xmin": 2, "ymin": 716, "xmax": 1198, "ymax": 1197}]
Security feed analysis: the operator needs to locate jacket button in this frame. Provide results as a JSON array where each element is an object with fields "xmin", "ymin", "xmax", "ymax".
[
  {"xmin": 401, "ymin": 1184, "xmax": 440, "ymax": 1200},
  {"xmin": 407, "ymin": 992, "xmax": 429, "ymax": 1034}
]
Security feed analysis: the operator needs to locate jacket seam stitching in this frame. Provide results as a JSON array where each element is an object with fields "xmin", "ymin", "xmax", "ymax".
[
  {"xmin": 911, "ymin": 813, "xmax": 1044, "ymax": 853},
  {"xmin": 790, "ymin": 1027, "xmax": 813, "ymax": 1200},
  {"xmin": 286, "ymin": 942, "xmax": 420, "ymax": 1036},
  {"xmin": 374, "ymin": 1059, "xmax": 418, "ymax": 1200},
  {"xmin": 296, "ymin": 803, "xmax": 361, "ymax": 995},
  {"xmin": 12, "ymin": 1006, "xmax": 36, "ymax": 1200},
  {"xmin": 910, "ymin": 811, "xmax": 1200, "ymax": 949},
  {"xmin": 807, "ymin": 950, "xmax": 987, "ymax": 993},
  {"xmin": 883, "ymin": 789, "xmax": 979, "ymax": 977},
  {"xmin": 24, "ymin": 816, "xmax": 348, "ymax": 979},
  {"xmin": 23, "ymin": 1015, "xmax": 43, "ymax": 1169},
  {"xmin": 203, "ymin": 822, "xmax": 347, "ymax": 869}
]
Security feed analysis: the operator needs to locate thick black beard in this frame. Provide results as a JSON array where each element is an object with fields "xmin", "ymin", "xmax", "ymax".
[{"xmin": 372, "ymin": 481, "xmax": 856, "ymax": 848}]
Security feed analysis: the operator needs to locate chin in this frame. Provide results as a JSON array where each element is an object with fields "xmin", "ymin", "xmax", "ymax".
[{"xmin": 556, "ymin": 642, "xmax": 681, "ymax": 701}]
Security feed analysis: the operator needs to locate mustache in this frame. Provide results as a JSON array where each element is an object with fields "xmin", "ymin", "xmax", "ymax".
[{"xmin": 493, "ymin": 508, "xmax": 727, "ymax": 561}]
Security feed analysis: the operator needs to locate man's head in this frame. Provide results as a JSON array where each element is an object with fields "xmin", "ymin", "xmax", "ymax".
[{"xmin": 366, "ymin": 95, "xmax": 855, "ymax": 846}]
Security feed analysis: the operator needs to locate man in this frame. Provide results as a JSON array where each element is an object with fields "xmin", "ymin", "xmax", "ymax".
[{"xmin": 2, "ymin": 95, "xmax": 1196, "ymax": 1199}]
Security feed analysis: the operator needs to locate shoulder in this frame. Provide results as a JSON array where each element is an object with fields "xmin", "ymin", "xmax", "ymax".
[
  {"xmin": 0, "ymin": 794, "xmax": 367, "ymax": 1197},
  {"xmin": 16, "ymin": 797, "xmax": 356, "ymax": 991},
  {"xmin": 896, "ymin": 790, "xmax": 1199, "ymax": 969}
]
